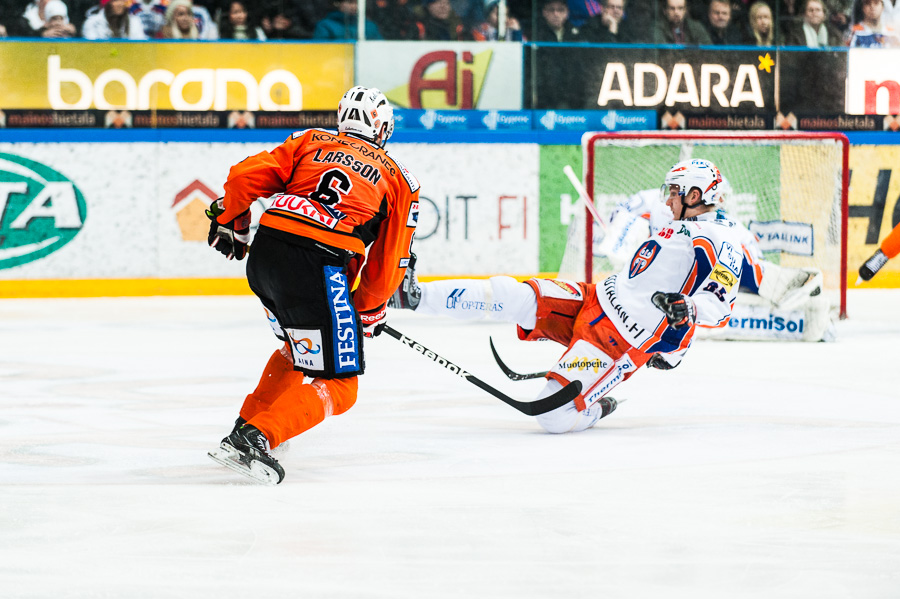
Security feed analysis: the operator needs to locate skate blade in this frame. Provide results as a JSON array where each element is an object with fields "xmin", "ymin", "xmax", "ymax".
[{"xmin": 208, "ymin": 443, "xmax": 281, "ymax": 486}]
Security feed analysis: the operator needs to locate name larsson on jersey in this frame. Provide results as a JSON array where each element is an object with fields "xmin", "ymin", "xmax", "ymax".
[
  {"xmin": 601, "ymin": 274, "xmax": 647, "ymax": 341},
  {"xmin": 326, "ymin": 267, "xmax": 359, "ymax": 373},
  {"xmin": 312, "ymin": 148, "xmax": 383, "ymax": 185}
]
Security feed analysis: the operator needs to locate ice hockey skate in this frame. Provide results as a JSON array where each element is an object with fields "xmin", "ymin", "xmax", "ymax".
[
  {"xmin": 208, "ymin": 425, "xmax": 285, "ymax": 485},
  {"xmin": 230, "ymin": 417, "xmax": 290, "ymax": 456},
  {"xmin": 858, "ymin": 249, "xmax": 889, "ymax": 284}
]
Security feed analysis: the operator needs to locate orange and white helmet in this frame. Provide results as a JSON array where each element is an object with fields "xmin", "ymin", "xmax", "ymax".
[
  {"xmin": 664, "ymin": 159, "xmax": 724, "ymax": 206},
  {"xmin": 337, "ymin": 86, "xmax": 394, "ymax": 148}
]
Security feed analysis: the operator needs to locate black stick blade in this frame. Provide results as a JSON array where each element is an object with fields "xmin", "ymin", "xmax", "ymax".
[
  {"xmin": 489, "ymin": 337, "xmax": 549, "ymax": 381},
  {"xmin": 384, "ymin": 325, "xmax": 580, "ymax": 416}
]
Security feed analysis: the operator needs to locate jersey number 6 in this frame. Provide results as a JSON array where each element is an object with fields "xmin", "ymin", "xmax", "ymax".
[{"xmin": 313, "ymin": 169, "xmax": 353, "ymax": 206}]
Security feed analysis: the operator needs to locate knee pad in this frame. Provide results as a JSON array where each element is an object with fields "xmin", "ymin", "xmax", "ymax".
[{"xmin": 533, "ymin": 379, "xmax": 599, "ymax": 434}]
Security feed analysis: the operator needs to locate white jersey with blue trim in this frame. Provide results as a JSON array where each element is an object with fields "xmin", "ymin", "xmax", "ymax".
[{"xmin": 596, "ymin": 210, "xmax": 745, "ymax": 354}]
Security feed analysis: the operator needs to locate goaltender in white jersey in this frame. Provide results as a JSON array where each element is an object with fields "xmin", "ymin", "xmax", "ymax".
[{"xmin": 390, "ymin": 159, "xmax": 747, "ymax": 433}]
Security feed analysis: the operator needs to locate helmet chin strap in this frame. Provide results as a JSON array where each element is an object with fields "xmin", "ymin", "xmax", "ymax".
[{"xmin": 678, "ymin": 190, "xmax": 703, "ymax": 220}]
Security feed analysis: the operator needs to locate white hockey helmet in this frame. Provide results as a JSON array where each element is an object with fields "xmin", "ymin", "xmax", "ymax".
[
  {"xmin": 337, "ymin": 86, "xmax": 394, "ymax": 147},
  {"xmin": 664, "ymin": 159, "xmax": 724, "ymax": 206}
]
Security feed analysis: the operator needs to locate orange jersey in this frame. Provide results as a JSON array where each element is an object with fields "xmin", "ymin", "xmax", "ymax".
[{"xmin": 220, "ymin": 129, "xmax": 420, "ymax": 313}]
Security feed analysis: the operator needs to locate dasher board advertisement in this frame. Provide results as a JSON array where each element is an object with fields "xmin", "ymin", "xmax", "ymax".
[
  {"xmin": 0, "ymin": 142, "xmax": 538, "ymax": 281},
  {"xmin": 0, "ymin": 42, "xmax": 353, "ymax": 111},
  {"xmin": 356, "ymin": 41, "xmax": 523, "ymax": 110},
  {"xmin": 528, "ymin": 46, "xmax": 845, "ymax": 115},
  {"xmin": 847, "ymin": 48, "xmax": 900, "ymax": 115}
]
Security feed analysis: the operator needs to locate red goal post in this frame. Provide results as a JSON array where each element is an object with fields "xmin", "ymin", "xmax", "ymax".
[{"xmin": 575, "ymin": 131, "xmax": 849, "ymax": 318}]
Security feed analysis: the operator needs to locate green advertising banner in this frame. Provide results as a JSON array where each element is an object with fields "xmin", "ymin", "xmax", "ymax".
[{"xmin": 538, "ymin": 145, "xmax": 582, "ymax": 274}]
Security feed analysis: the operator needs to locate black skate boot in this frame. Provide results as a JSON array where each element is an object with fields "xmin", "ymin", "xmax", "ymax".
[
  {"xmin": 208, "ymin": 425, "xmax": 285, "ymax": 485},
  {"xmin": 858, "ymin": 249, "xmax": 888, "ymax": 284},
  {"xmin": 387, "ymin": 253, "xmax": 421, "ymax": 310},
  {"xmin": 231, "ymin": 416, "xmax": 290, "ymax": 455},
  {"xmin": 584, "ymin": 396, "xmax": 625, "ymax": 430}
]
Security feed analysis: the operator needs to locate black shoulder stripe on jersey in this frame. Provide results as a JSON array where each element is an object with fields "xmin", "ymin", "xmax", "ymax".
[{"xmin": 384, "ymin": 150, "xmax": 420, "ymax": 193}]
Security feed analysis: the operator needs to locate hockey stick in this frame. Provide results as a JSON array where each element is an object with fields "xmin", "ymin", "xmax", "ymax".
[
  {"xmin": 563, "ymin": 164, "xmax": 608, "ymax": 233},
  {"xmin": 489, "ymin": 337, "xmax": 549, "ymax": 381},
  {"xmin": 382, "ymin": 325, "xmax": 580, "ymax": 416},
  {"xmin": 487, "ymin": 336, "xmax": 629, "ymax": 420},
  {"xmin": 488, "ymin": 337, "xmax": 547, "ymax": 381}
]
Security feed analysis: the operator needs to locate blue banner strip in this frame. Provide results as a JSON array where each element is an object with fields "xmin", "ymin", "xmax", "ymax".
[{"xmin": 0, "ymin": 129, "xmax": 897, "ymax": 146}]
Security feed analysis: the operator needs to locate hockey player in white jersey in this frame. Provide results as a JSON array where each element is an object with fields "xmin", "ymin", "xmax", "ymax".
[
  {"xmin": 594, "ymin": 179, "xmax": 832, "ymax": 341},
  {"xmin": 391, "ymin": 159, "xmax": 746, "ymax": 434}
]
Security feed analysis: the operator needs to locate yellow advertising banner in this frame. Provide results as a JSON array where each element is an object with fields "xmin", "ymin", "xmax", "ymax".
[
  {"xmin": 0, "ymin": 42, "xmax": 353, "ymax": 111},
  {"xmin": 848, "ymin": 145, "xmax": 900, "ymax": 288}
]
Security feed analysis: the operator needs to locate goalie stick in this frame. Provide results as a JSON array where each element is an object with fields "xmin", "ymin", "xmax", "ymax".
[
  {"xmin": 563, "ymin": 164, "xmax": 608, "ymax": 233},
  {"xmin": 489, "ymin": 337, "xmax": 549, "ymax": 381},
  {"xmin": 382, "ymin": 325, "xmax": 581, "ymax": 416}
]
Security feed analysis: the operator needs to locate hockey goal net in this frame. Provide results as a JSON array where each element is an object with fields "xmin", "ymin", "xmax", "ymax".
[{"xmin": 558, "ymin": 131, "xmax": 849, "ymax": 318}]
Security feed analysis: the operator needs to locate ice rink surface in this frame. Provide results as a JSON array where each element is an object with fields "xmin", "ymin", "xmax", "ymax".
[{"xmin": 1, "ymin": 290, "xmax": 899, "ymax": 598}]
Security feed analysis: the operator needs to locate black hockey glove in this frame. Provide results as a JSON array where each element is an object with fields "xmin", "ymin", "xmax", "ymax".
[
  {"xmin": 651, "ymin": 291, "xmax": 696, "ymax": 330},
  {"xmin": 206, "ymin": 199, "xmax": 251, "ymax": 261},
  {"xmin": 646, "ymin": 353, "xmax": 678, "ymax": 370},
  {"xmin": 359, "ymin": 303, "xmax": 387, "ymax": 338}
]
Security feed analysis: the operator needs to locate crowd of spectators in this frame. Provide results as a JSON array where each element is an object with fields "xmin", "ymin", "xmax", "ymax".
[{"xmin": 0, "ymin": 0, "xmax": 896, "ymax": 46}]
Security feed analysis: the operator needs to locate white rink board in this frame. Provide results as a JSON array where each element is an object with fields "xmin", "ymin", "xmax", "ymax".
[{"xmin": 0, "ymin": 141, "xmax": 539, "ymax": 279}]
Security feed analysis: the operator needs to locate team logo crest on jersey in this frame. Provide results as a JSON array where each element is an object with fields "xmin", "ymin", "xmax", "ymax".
[{"xmin": 629, "ymin": 240, "xmax": 661, "ymax": 278}]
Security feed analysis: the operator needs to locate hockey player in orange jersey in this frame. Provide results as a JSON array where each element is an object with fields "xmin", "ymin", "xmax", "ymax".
[
  {"xmin": 858, "ymin": 221, "xmax": 900, "ymax": 284},
  {"xmin": 207, "ymin": 86, "xmax": 420, "ymax": 484}
]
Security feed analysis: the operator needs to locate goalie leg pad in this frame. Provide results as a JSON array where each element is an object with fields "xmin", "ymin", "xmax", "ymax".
[{"xmin": 757, "ymin": 263, "xmax": 823, "ymax": 311}]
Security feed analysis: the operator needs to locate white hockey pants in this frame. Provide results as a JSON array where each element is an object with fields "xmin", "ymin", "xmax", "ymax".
[{"xmin": 416, "ymin": 277, "xmax": 606, "ymax": 433}]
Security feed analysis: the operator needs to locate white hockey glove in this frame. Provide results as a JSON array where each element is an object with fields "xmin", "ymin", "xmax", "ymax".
[
  {"xmin": 651, "ymin": 291, "xmax": 696, "ymax": 330},
  {"xmin": 206, "ymin": 199, "xmax": 251, "ymax": 261},
  {"xmin": 359, "ymin": 303, "xmax": 387, "ymax": 338}
]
